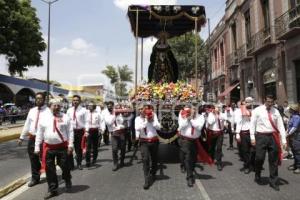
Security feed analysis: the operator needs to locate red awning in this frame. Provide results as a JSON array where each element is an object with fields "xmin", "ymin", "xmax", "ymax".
[{"xmin": 218, "ymin": 83, "xmax": 239, "ymax": 97}]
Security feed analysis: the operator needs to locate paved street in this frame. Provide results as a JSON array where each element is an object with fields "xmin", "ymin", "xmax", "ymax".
[
  {"xmin": 0, "ymin": 139, "xmax": 29, "ymax": 189},
  {"xmin": 2, "ymin": 135, "xmax": 299, "ymax": 200}
]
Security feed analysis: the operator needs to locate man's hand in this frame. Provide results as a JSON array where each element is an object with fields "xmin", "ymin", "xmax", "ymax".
[
  {"xmin": 236, "ymin": 137, "xmax": 241, "ymax": 143},
  {"xmin": 17, "ymin": 139, "xmax": 23, "ymax": 146},
  {"xmin": 84, "ymin": 132, "xmax": 89, "ymax": 137},
  {"xmin": 282, "ymin": 143, "xmax": 287, "ymax": 151},
  {"xmin": 67, "ymin": 147, "xmax": 73, "ymax": 155},
  {"xmin": 251, "ymin": 139, "xmax": 256, "ymax": 146}
]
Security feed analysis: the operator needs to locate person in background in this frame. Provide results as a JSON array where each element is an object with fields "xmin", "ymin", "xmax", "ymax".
[{"xmin": 286, "ymin": 104, "xmax": 300, "ymax": 174}]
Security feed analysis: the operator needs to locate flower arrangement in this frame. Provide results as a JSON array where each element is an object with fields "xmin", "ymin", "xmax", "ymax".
[{"xmin": 130, "ymin": 81, "xmax": 202, "ymax": 102}]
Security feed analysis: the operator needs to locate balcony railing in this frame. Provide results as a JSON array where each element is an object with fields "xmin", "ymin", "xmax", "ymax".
[
  {"xmin": 275, "ymin": 4, "xmax": 300, "ymax": 39},
  {"xmin": 211, "ymin": 67, "xmax": 226, "ymax": 80},
  {"xmin": 226, "ymin": 51, "xmax": 238, "ymax": 67},
  {"xmin": 248, "ymin": 27, "xmax": 273, "ymax": 54}
]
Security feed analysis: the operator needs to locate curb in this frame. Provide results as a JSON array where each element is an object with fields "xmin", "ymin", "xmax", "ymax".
[
  {"xmin": 0, "ymin": 177, "xmax": 27, "ymax": 199},
  {"xmin": 0, "ymin": 124, "xmax": 24, "ymax": 131},
  {"xmin": 0, "ymin": 133, "xmax": 20, "ymax": 144}
]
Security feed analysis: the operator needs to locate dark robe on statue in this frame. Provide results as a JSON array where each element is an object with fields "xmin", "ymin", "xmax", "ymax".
[{"xmin": 148, "ymin": 39, "xmax": 178, "ymax": 83}]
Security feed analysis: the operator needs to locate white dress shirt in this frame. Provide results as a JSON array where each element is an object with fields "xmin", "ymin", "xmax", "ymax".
[
  {"xmin": 235, "ymin": 109, "xmax": 251, "ymax": 140},
  {"xmin": 135, "ymin": 113, "xmax": 161, "ymax": 139},
  {"xmin": 250, "ymin": 105, "xmax": 286, "ymax": 144},
  {"xmin": 35, "ymin": 112, "xmax": 74, "ymax": 152},
  {"xmin": 20, "ymin": 105, "xmax": 51, "ymax": 139},
  {"xmin": 178, "ymin": 113, "xmax": 205, "ymax": 139},
  {"xmin": 67, "ymin": 105, "xmax": 87, "ymax": 130},
  {"xmin": 207, "ymin": 112, "xmax": 225, "ymax": 131},
  {"xmin": 104, "ymin": 110, "xmax": 125, "ymax": 132},
  {"xmin": 85, "ymin": 110, "xmax": 105, "ymax": 132}
]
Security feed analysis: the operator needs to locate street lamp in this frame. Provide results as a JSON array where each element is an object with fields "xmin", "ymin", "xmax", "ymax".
[{"xmin": 40, "ymin": 0, "xmax": 60, "ymax": 104}]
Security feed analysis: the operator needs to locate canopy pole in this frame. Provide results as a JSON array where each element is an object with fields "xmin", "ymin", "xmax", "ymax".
[
  {"xmin": 134, "ymin": 10, "xmax": 139, "ymax": 94},
  {"xmin": 141, "ymin": 38, "xmax": 144, "ymax": 82},
  {"xmin": 195, "ymin": 19, "xmax": 198, "ymax": 99}
]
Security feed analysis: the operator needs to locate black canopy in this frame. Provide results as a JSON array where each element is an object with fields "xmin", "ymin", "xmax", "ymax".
[{"xmin": 127, "ymin": 5, "xmax": 206, "ymax": 38}]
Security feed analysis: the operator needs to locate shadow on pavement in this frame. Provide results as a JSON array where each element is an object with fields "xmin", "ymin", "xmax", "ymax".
[
  {"xmin": 194, "ymin": 171, "xmax": 214, "ymax": 180},
  {"xmin": 278, "ymin": 177, "xmax": 289, "ymax": 185},
  {"xmin": 65, "ymin": 185, "xmax": 90, "ymax": 194},
  {"xmin": 222, "ymin": 161, "xmax": 233, "ymax": 168}
]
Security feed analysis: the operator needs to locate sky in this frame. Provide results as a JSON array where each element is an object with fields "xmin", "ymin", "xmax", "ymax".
[{"xmin": 0, "ymin": 0, "xmax": 225, "ymax": 90}]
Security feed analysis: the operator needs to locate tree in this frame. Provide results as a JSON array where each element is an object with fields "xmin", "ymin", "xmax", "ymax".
[
  {"xmin": 168, "ymin": 32, "xmax": 208, "ymax": 81},
  {"xmin": 102, "ymin": 65, "xmax": 133, "ymax": 98},
  {"xmin": 0, "ymin": 0, "xmax": 46, "ymax": 76}
]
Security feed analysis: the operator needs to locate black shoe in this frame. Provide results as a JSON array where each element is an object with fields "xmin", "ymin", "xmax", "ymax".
[
  {"xmin": 244, "ymin": 168, "xmax": 251, "ymax": 174},
  {"xmin": 44, "ymin": 191, "xmax": 58, "ymax": 199},
  {"xmin": 78, "ymin": 164, "xmax": 83, "ymax": 170},
  {"xmin": 269, "ymin": 182, "xmax": 279, "ymax": 191},
  {"xmin": 65, "ymin": 180, "xmax": 72, "ymax": 189},
  {"xmin": 187, "ymin": 178, "xmax": 194, "ymax": 187},
  {"xmin": 151, "ymin": 174, "xmax": 156, "ymax": 182},
  {"xmin": 254, "ymin": 174, "xmax": 262, "ymax": 185},
  {"xmin": 28, "ymin": 180, "xmax": 39, "ymax": 187},
  {"xmin": 143, "ymin": 179, "xmax": 150, "ymax": 190},
  {"xmin": 92, "ymin": 159, "xmax": 97, "ymax": 164},
  {"xmin": 180, "ymin": 166, "xmax": 186, "ymax": 173},
  {"xmin": 217, "ymin": 164, "xmax": 222, "ymax": 171},
  {"xmin": 112, "ymin": 165, "xmax": 118, "ymax": 171},
  {"xmin": 86, "ymin": 163, "xmax": 91, "ymax": 168},
  {"xmin": 119, "ymin": 161, "xmax": 125, "ymax": 168}
]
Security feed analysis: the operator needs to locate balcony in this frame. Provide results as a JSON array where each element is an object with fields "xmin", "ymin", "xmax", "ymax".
[
  {"xmin": 237, "ymin": 44, "xmax": 252, "ymax": 62},
  {"xmin": 248, "ymin": 27, "xmax": 276, "ymax": 55},
  {"xmin": 226, "ymin": 51, "xmax": 238, "ymax": 67},
  {"xmin": 275, "ymin": 4, "xmax": 300, "ymax": 40},
  {"xmin": 229, "ymin": 66, "xmax": 239, "ymax": 84},
  {"xmin": 211, "ymin": 67, "xmax": 226, "ymax": 80}
]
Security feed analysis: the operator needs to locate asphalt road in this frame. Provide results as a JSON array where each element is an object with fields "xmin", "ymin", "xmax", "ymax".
[{"xmin": 2, "ymin": 135, "xmax": 299, "ymax": 200}]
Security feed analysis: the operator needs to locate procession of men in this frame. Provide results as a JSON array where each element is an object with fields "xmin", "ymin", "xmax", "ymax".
[{"xmin": 18, "ymin": 92, "xmax": 300, "ymax": 199}]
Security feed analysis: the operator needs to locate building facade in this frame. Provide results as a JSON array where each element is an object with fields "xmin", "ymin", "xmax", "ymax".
[{"xmin": 209, "ymin": 0, "xmax": 300, "ymax": 104}]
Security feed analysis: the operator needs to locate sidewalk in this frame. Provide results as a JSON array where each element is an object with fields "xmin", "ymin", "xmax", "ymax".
[{"xmin": 0, "ymin": 126, "xmax": 23, "ymax": 143}]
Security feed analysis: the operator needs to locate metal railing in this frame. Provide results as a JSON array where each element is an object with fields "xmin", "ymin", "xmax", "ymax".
[
  {"xmin": 275, "ymin": 4, "xmax": 300, "ymax": 38},
  {"xmin": 248, "ymin": 27, "xmax": 272, "ymax": 53},
  {"xmin": 226, "ymin": 51, "xmax": 238, "ymax": 67}
]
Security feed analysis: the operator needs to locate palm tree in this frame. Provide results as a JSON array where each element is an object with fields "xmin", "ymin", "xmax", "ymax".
[{"xmin": 102, "ymin": 65, "xmax": 133, "ymax": 99}]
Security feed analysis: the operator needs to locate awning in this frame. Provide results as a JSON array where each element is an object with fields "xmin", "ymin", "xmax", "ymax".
[{"xmin": 218, "ymin": 83, "xmax": 239, "ymax": 98}]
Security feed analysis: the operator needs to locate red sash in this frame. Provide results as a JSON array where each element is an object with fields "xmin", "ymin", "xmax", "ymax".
[
  {"xmin": 196, "ymin": 140, "xmax": 214, "ymax": 165},
  {"xmin": 267, "ymin": 111, "xmax": 283, "ymax": 165}
]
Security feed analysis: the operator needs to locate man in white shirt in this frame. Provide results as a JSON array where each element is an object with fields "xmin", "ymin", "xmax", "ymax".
[
  {"xmin": 222, "ymin": 105, "xmax": 234, "ymax": 150},
  {"xmin": 236, "ymin": 97, "xmax": 255, "ymax": 174},
  {"xmin": 85, "ymin": 101, "xmax": 105, "ymax": 167},
  {"xmin": 35, "ymin": 98, "xmax": 73, "ymax": 199},
  {"xmin": 178, "ymin": 105, "xmax": 205, "ymax": 187},
  {"xmin": 135, "ymin": 104, "xmax": 161, "ymax": 190},
  {"xmin": 104, "ymin": 101, "xmax": 126, "ymax": 171},
  {"xmin": 18, "ymin": 92, "xmax": 51, "ymax": 187},
  {"xmin": 66, "ymin": 95, "xmax": 87, "ymax": 170},
  {"xmin": 206, "ymin": 105, "xmax": 225, "ymax": 171},
  {"xmin": 250, "ymin": 94, "xmax": 287, "ymax": 191}
]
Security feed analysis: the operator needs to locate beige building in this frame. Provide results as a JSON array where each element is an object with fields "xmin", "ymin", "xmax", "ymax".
[{"xmin": 209, "ymin": 0, "xmax": 300, "ymax": 104}]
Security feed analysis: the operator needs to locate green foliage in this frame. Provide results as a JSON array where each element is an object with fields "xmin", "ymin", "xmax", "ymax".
[
  {"xmin": 0, "ymin": 0, "xmax": 46, "ymax": 76},
  {"xmin": 168, "ymin": 32, "xmax": 208, "ymax": 80},
  {"xmin": 102, "ymin": 65, "xmax": 133, "ymax": 97}
]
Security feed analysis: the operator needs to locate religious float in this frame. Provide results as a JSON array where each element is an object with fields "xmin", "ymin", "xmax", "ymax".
[{"xmin": 127, "ymin": 5, "xmax": 206, "ymax": 143}]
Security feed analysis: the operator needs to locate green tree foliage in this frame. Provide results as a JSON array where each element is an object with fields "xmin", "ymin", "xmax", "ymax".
[
  {"xmin": 168, "ymin": 32, "xmax": 208, "ymax": 80},
  {"xmin": 0, "ymin": 0, "xmax": 46, "ymax": 76},
  {"xmin": 102, "ymin": 65, "xmax": 133, "ymax": 98}
]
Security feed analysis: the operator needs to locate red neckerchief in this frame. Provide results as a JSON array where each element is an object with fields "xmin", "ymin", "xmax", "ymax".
[{"xmin": 53, "ymin": 115, "xmax": 65, "ymax": 142}]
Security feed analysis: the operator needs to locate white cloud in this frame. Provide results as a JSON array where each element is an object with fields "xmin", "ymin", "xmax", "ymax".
[
  {"xmin": 55, "ymin": 38, "xmax": 98, "ymax": 57},
  {"xmin": 114, "ymin": 0, "xmax": 177, "ymax": 11}
]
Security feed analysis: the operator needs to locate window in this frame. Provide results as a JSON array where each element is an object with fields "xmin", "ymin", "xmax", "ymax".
[
  {"xmin": 231, "ymin": 23, "xmax": 237, "ymax": 51},
  {"xmin": 261, "ymin": 0, "xmax": 270, "ymax": 29},
  {"xmin": 220, "ymin": 42, "xmax": 224, "ymax": 66},
  {"xmin": 244, "ymin": 10, "xmax": 251, "ymax": 45},
  {"xmin": 289, "ymin": 0, "xmax": 296, "ymax": 9}
]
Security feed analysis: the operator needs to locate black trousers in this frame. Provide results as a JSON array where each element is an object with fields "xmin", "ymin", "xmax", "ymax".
[
  {"xmin": 226, "ymin": 122, "xmax": 233, "ymax": 147},
  {"xmin": 140, "ymin": 141, "xmax": 159, "ymax": 179},
  {"xmin": 125, "ymin": 128, "xmax": 132, "ymax": 151},
  {"xmin": 111, "ymin": 134, "xmax": 126, "ymax": 166},
  {"xmin": 208, "ymin": 133, "xmax": 223, "ymax": 164},
  {"xmin": 178, "ymin": 138, "xmax": 197, "ymax": 179},
  {"xmin": 103, "ymin": 127, "xmax": 110, "ymax": 145},
  {"xmin": 255, "ymin": 134, "xmax": 279, "ymax": 185},
  {"xmin": 27, "ymin": 138, "xmax": 41, "ymax": 181},
  {"xmin": 240, "ymin": 133, "xmax": 255, "ymax": 169},
  {"xmin": 86, "ymin": 129, "xmax": 99, "ymax": 164},
  {"xmin": 73, "ymin": 129, "xmax": 84, "ymax": 165},
  {"xmin": 291, "ymin": 132, "xmax": 300, "ymax": 168},
  {"xmin": 46, "ymin": 148, "xmax": 71, "ymax": 193}
]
